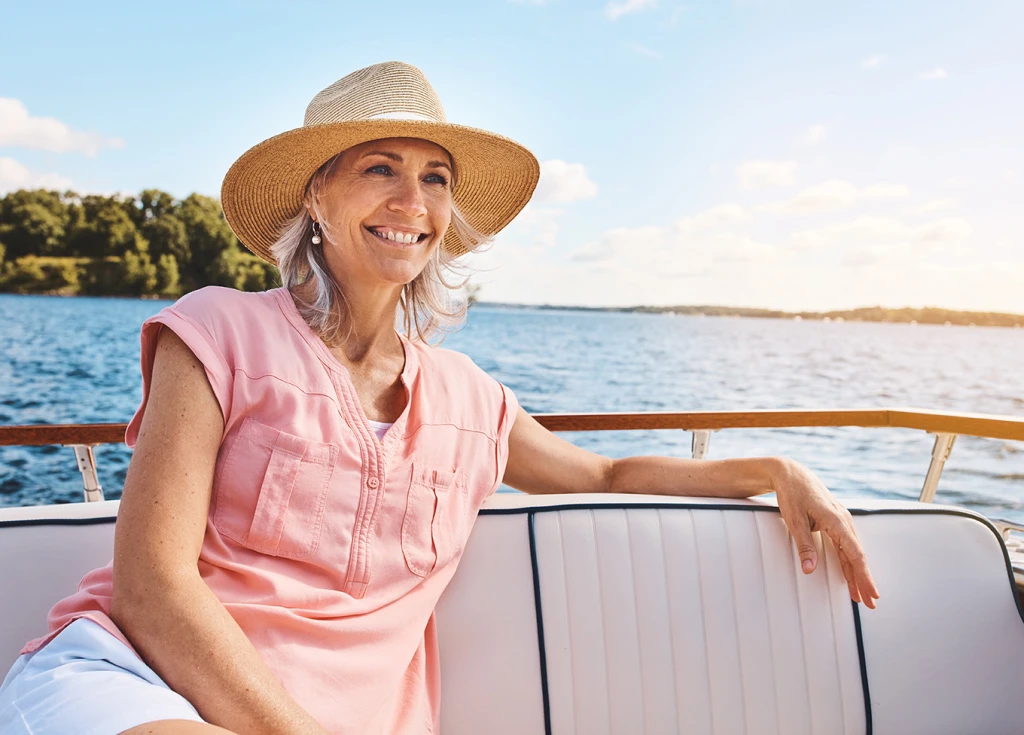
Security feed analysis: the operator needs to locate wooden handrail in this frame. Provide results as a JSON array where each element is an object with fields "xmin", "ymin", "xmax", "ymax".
[{"xmin": 2, "ymin": 408, "xmax": 1023, "ymax": 446}]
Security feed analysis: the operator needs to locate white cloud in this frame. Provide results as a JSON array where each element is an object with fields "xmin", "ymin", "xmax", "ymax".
[
  {"xmin": 737, "ymin": 160, "xmax": 798, "ymax": 190},
  {"xmin": 569, "ymin": 203, "xmax": 777, "ymax": 276},
  {"xmin": 919, "ymin": 67, "xmax": 948, "ymax": 80},
  {"xmin": 533, "ymin": 159, "xmax": 598, "ymax": 203},
  {"xmin": 805, "ymin": 124, "xmax": 828, "ymax": 146},
  {"xmin": 906, "ymin": 198, "xmax": 958, "ymax": 215},
  {"xmin": 675, "ymin": 203, "xmax": 746, "ymax": 234},
  {"xmin": 0, "ymin": 157, "xmax": 74, "ymax": 194},
  {"xmin": 605, "ymin": 0, "xmax": 657, "ymax": 21},
  {"xmin": 503, "ymin": 204, "xmax": 564, "ymax": 251},
  {"xmin": 862, "ymin": 55, "xmax": 884, "ymax": 69},
  {"xmin": 761, "ymin": 179, "xmax": 910, "ymax": 215},
  {"xmin": 788, "ymin": 215, "xmax": 972, "ymax": 259},
  {"xmin": 0, "ymin": 98, "xmax": 124, "ymax": 156},
  {"xmin": 570, "ymin": 226, "xmax": 663, "ymax": 263},
  {"xmin": 626, "ymin": 43, "xmax": 662, "ymax": 59}
]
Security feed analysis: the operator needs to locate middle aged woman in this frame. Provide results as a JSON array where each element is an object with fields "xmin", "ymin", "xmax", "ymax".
[{"xmin": 0, "ymin": 61, "xmax": 878, "ymax": 735}]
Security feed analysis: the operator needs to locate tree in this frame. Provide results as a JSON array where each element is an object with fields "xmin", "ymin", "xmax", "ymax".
[
  {"xmin": 114, "ymin": 248, "xmax": 158, "ymax": 295},
  {"xmin": 155, "ymin": 253, "xmax": 181, "ymax": 297},
  {"xmin": 69, "ymin": 195, "xmax": 146, "ymax": 258},
  {"xmin": 143, "ymin": 213, "xmax": 190, "ymax": 266},
  {"xmin": 177, "ymin": 193, "xmax": 237, "ymax": 287},
  {"xmin": 0, "ymin": 190, "xmax": 71, "ymax": 258},
  {"xmin": 133, "ymin": 189, "xmax": 177, "ymax": 225},
  {"xmin": 0, "ymin": 256, "xmax": 80, "ymax": 294}
]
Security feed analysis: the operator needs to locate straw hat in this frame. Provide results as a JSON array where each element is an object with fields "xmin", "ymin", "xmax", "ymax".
[{"xmin": 221, "ymin": 61, "xmax": 540, "ymax": 262}]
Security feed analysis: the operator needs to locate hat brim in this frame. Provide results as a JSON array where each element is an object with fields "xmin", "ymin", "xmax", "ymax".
[{"xmin": 221, "ymin": 119, "xmax": 540, "ymax": 263}]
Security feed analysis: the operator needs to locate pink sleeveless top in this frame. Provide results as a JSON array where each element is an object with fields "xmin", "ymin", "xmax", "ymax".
[{"xmin": 23, "ymin": 286, "xmax": 520, "ymax": 735}]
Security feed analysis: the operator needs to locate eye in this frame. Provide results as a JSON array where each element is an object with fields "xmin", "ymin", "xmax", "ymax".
[
  {"xmin": 366, "ymin": 164, "xmax": 393, "ymax": 175},
  {"xmin": 424, "ymin": 172, "xmax": 449, "ymax": 186}
]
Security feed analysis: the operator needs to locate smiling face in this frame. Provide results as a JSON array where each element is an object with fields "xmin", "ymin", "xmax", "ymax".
[{"xmin": 308, "ymin": 137, "xmax": 454, "ymax": 290}]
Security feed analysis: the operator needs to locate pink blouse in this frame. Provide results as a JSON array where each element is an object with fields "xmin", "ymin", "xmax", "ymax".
[{"xmin": 23, "ymin": 285, "xmax": 520, "ymax": 734}]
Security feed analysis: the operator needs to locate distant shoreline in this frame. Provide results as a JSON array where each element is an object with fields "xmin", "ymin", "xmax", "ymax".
[
  {"xmin": 3, "ymin": 292, "xmax": 1021, "ymax": 329},
  {"xmin": 474, "ymin": 301, "xmax": 1024, "ymax": 329}
]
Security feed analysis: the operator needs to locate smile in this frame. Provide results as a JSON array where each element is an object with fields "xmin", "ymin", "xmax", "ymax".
[{"xmin": 366, "ymin": 226, "xmax": 429, "ymax": 245}]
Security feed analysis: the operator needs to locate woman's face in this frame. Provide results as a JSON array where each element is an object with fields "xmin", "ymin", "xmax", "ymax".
[{"xmin": 310, "ymin": 137, "xmax": 454, "ymax": 289}]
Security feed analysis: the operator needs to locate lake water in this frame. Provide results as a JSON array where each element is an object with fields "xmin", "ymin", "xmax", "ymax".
[{"xmin": 2, "ymin": 292, "xmax": 1023, "ymax": 523}]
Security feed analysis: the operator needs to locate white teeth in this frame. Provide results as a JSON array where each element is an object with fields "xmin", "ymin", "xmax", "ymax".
[{"xmin": 371, "ymin": 228, "xmax": 421, "ymax": 244}]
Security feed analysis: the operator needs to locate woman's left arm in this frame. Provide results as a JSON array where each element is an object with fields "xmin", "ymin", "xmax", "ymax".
[{"xmin": 502, "ymin": 406, "xmax": 879, "ymax": 609}]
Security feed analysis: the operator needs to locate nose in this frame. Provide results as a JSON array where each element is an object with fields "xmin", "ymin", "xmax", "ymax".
[{"xmin": 387, "ymin": 175, "xmax": 428, "ymax": 218}]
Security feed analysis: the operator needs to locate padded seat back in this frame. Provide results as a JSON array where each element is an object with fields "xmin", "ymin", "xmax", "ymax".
[
  {"xmin": 0, "ymin": 500, "xmax": 119, "ymax": 669},
  {"xmin": 436, "ymin": 494, "xmax": 1024, "ymax": 735},
  {"xmin": 3, "ymin": 494, "xmax": 1023, "ymax": 735}
]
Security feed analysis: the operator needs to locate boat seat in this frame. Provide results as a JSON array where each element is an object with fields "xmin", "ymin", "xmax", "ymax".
[{"xmin": 2, "ymin": 494, "xmax": 1023, "ymax": 734}]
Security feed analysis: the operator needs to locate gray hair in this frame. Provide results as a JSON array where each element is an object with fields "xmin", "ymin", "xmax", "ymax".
[{"xmin": 271, "ymin": 150, "xmax": 494, "ymax": 346}]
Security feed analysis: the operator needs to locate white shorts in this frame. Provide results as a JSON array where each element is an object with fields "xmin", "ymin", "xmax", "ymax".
[{"xmin": 0, "ymin": 618, "xmax": 205, "ymax": 735}]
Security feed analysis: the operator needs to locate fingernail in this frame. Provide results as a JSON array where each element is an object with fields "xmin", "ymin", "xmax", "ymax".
[{"xmin": 802, "ymin": 560, "xmax": 814, "ymax": 572}]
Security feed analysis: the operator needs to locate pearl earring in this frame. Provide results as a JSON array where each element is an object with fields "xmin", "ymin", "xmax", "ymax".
[{"xmin": 311, "ymin": 221, "xmax": 322, "ymax": 245}]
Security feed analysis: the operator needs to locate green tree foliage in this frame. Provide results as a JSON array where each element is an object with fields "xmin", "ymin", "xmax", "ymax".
[
  {"xmin": 155, "ymin": 253, "xmax": 181, "ymax": 297},
  {"xmin": 114, "ymin": 249, "xmax": 158, "ymax": 295},
  {"xmin": 0, "ymin": 256, "xmax": 82, "ymax": 294},
  {"xmin": 69, "ymin": 195, "xmax": 146, "ymax": 258},
  {"xmin": 0, "ymin": 190, "xmax": 72, "ymax": 258},
  {"xmin": 142, "ymin": 213, "xmax": 190, "ymax": 266},
  {"xmin": 178, "ymin": 194, "xmax": 237, "ymax": 288},
  {"xmin": 0, "ymin": 188, "xmax": 284, "ymax": 298},
  {"xmin": 134, "ymin": 189, "xmax": 177, "ymax": 224}
]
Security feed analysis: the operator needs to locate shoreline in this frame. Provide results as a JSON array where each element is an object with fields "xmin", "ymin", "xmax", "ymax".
[
  {"xmin": 2, "ymin": 291, "xmax": 1021, "ymax": 329},
  {"xmin": 474, "ymin": 301, "xmax": 1024, "ymax": 329}
]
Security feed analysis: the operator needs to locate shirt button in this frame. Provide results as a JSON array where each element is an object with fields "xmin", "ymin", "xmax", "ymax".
[{"xmin": 368, "ymin": 477, "xmax": 380, "ymax": 489}]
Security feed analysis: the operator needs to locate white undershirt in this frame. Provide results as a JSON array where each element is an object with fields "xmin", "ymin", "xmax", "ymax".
[{"xmin": 366, "ymin": 419, "xmax": 393, "ymax": 441}]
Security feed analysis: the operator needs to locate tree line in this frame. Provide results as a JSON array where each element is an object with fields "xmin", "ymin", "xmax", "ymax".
[{"xmin": 0, "ymin": 189, "xmax": 279, "ymax": 298}]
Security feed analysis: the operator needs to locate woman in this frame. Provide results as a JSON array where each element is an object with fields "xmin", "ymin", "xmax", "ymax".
[{"xmin": 0, "ymin": 61, "xmax": 878, "ymax": 735}]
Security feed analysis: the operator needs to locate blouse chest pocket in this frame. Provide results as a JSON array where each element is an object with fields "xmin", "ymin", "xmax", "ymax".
[
  {"xmin": 213, "ymin": 417, "xmax": 339, "ymax": 560},
  {"xmin": 401, "ymin": 462, "xmax": 471, "ymax": 577}
]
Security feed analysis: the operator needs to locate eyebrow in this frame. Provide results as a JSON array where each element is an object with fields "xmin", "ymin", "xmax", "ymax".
[{"xmin": 359, "ymin": 150, "xmax": 452, "ymax": 173}]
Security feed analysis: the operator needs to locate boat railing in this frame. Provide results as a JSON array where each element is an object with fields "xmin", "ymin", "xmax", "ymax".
[{"xmin": 1, "ymin": 407, "xmax": 1023, "ymax": 506}]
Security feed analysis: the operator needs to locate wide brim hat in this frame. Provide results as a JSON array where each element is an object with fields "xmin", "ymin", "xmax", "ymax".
[{"xmin": 221, "ymin": 61, "xmax": 540, "ymax": 262}]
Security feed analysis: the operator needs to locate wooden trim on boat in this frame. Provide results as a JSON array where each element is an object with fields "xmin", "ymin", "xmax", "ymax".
[
  {"xmin": 2, "ymin": 408, "xmax": 1022, "ymax": 446},
  {"xmin": 537, "ymin": 408, "xmax": 1024, "ymax": 441},
  {"xmin": 0, "ymin": 423, "xmax": 127, "ymax": 447}
]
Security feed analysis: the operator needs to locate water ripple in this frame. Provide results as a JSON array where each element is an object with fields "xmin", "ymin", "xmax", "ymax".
[{"xmin": 2, "ymin": 297, "xmax": 1023, "ymax": 523}]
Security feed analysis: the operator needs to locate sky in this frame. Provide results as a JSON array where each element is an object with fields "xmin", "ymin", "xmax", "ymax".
[{"xmin": 2, "ymin": 0, "xmax": 1022, "ymax": 312}]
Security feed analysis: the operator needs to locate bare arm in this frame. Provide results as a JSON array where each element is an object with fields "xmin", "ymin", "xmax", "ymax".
[
  {"xmin": 502, "ymin": 406, "xmax": 879, "ymax": 608},
  {"xmin": 110, "ymin": 328, "xmax": 328, "ymax": 735}
]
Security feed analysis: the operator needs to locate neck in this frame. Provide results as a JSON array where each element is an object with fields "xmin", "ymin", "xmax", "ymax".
[{"xmin": 291, "ymin": 277, "xmax": 404, "ymax": 365}]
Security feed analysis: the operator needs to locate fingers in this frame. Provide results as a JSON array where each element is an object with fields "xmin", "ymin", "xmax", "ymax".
[
  {"xmin": 824, "ymin": 518, "xmax": 880, "ymax": 609},
  {"xmin": 837, "ymin": 552, "xmax": 861, "ymax": 604},
  {"xmin": 788, "ymin": 512, "xmax": 819, "ymax": 575}
]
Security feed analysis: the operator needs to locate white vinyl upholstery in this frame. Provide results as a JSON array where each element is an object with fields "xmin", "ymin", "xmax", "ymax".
[
  {"xmin": 3, "ymin": 494, "xmax": 1024, "ymax": 735},
  {"xmin": 531, "ymin": 507, "xmax": 864, "ymax": 735},
  {"xmin": 0, "ymin": 500, "xmax": 119, "ymax": 669}
]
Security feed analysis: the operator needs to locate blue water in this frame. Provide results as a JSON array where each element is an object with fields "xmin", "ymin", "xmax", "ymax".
[{"xmin": 2, "ymin": 293, "xmax": 1023, "ymax": 523}]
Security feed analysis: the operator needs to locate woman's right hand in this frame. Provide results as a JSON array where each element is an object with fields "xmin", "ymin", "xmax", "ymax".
[{"xmin": 111, "ymin": 327, "xmax": 328, "ymax": 735}]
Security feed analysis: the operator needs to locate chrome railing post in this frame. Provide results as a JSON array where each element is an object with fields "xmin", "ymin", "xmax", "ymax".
[
  {"xmin": 71, "ymin": 445, "xmax": 105, "ymax": 502},
  {"xmin": 919, "ymin": 433, "xmax": 957, "ymax": 503},
  {"xmin": 691, "ymin": 430, "xmax": 713, "ymax": 460}
]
